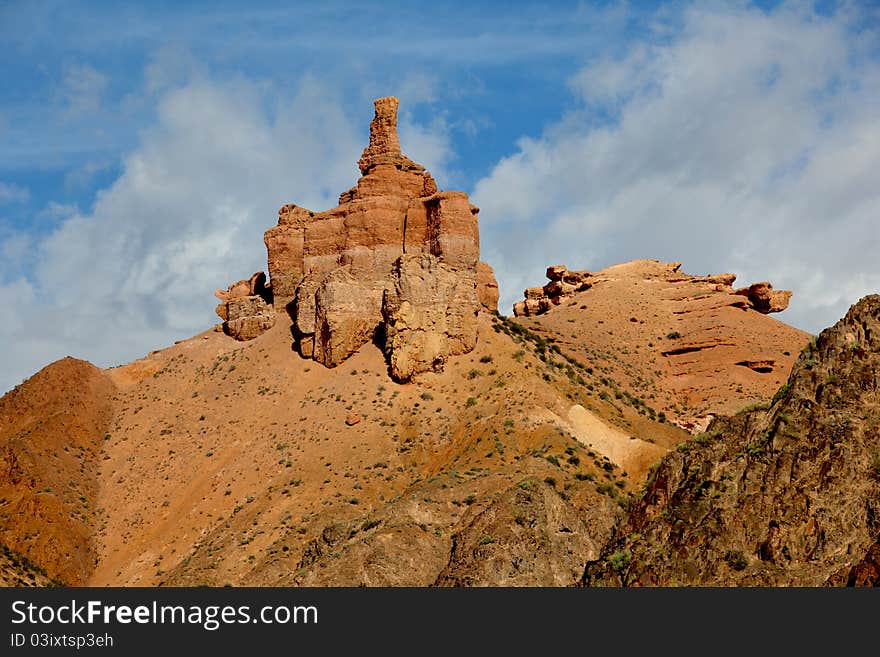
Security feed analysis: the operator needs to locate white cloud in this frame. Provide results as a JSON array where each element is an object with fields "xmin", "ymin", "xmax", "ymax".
[
  {"xmin": 0, "ymin": 69, "xmax": 456, "ymax": 393},
  {"xmin": 63, "ymin": 160, "xmax": 111, "ymax": 191},
  {"xmin": 0, "ymin": 181, "xmax": 30, "ymax": 204},
  {"xmin": 0, "ymin": 75, "xmax": 359, "ymax": 391},
  {"xmin": 474, "ymin": 3, "xmax": 880, "ymax": 333},
  {"xmin": 399, "ymin": 114, "xmax": 454, "ymax": 184}
]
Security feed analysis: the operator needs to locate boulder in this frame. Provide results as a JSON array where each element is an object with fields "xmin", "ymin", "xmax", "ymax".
[
  {"xmin": 734, "ymin": 282, "xmax": 792, "ymax": 314},
  {"xmin": 223, "ymin": 295, "xmax": 275, "ymax": 341},
  {"xmin": 214, "ymin": 271, "xmax": 274, "ymax": 340},
  {"xmin": 513, "ymin": 266, "xmax": 591, "ymax": 316}
]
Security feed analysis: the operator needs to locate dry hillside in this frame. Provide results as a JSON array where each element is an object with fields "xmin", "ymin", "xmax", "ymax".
[{"xmin": 1, "ymin": 95, "xmax": 849, "ymax": 588}]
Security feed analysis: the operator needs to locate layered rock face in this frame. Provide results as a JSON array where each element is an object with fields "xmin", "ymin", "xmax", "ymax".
[
  {"xmin": 476, "ymin": 261, "xmax": 499, "ymax": 311},
  {"xmin": 509, "ymin": 259, "xmax": 809, "ymax": 432},
  {"xmin": 255, "ymin": 96, "xmax": 493, "ymax": 378},
  {"xmin": 583, "ymin": 295, "xmax": 880, "ymax": 586}
]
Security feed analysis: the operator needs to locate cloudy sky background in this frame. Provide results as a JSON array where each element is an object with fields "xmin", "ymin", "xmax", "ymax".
[{"xmin": 1, "ymin": 1, "xmax": 878, "ymax": 393}]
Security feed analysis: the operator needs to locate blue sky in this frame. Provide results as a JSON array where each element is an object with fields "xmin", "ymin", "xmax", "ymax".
[{"xmin": 1, "ymin": 0, "xmax": 879, "ymax": 392}]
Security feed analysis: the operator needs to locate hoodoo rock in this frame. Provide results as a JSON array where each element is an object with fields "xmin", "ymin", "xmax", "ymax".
[{"xmin": 217, "ymin": 97, "xmax": 490, "ymax": 377}]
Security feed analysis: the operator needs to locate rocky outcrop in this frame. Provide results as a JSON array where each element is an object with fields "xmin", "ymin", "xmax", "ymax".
[
  {"xmin": 507, "ymin": 259, "xmax": 810, "ymax": 433},
  {"xmin": 257, "ymin": 96, "xmax": 484, "ymax": 376},
  {"xmin": 476, "ymin": 261, "xmax": 499, "ymax": 311},
  {"xmin": 514, "ymin": 262, "xmax": 792, "ymax": 318},
  {"xmin": 734, "ymin": 281, "xmax": 792, "ymax": 314},
  {"xmin": 382, "ymin": 254, "xmax": 479, "ymax": 382},
  {"xmin": 583, "ymin": 294, "xmax": 880, "ymax": 586},
  {"xmin": 312, "ymin": 270, "xmax": 384, "ymax": 367},
  {"xmin": 434, "ymin": 474, "xmax": 619, "ymax": 586},
  {"xmin": 513, "ymin": 265, "xmax": 592, "ymax": 316},
  {"xmin": 293, "ymin": 459, "xmax": 619, "ymax": 586},
  {"xmin": 214, "ymin": 271, "xmax": 275, "ymax": 341}
]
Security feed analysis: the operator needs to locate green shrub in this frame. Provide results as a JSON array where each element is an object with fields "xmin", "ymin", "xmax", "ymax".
[
  {"xmin": 869, "ymin": 451, "xmax": 880, "ymax": 480},
  {"xmin": 724, "ymin": 550, "xmax": 748, "ymax": 571},
  {"xmin": 608, "ymin": 550, "xmax": 632, "ymax": 585}
]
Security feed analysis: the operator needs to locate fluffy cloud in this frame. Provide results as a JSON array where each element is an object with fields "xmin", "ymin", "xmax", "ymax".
[
  {"xmin": 474, "ymin": 3, "xmax": 880, "ymax": 333},
  {"xmin": 0, "ymin": 73, "xmax": 450, "ymax": 392}
]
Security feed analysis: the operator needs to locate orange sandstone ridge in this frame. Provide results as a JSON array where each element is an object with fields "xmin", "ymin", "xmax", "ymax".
[
  {"xmin": 511, "ymin": 259, "xmax": 810, "ymax": 431},
  {"xmin": 513, "ymin": 262, "xmax": 791, "ymax": 317}
]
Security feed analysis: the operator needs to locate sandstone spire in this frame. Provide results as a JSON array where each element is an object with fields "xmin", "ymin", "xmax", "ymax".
[
  {"xmin": 357, "ymin": 96, "xmax": 415, "ymax": 174},
  {"xmin": 215, "ymin": 96, "xmax": 499, "ymax": 381}
]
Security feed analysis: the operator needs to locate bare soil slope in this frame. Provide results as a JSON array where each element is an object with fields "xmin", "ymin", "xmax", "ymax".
[
  {"xmin": 84, "ymin": 310, "xmax": 672, "ymax": 586},
  {"xmin": 0, "ymin": 262, "xmax": 817, "ymax": 587},
  {"xmin": 515, "ymin": 260, "xmax": 811, "ymax": 432},
  {"xmin": 0, "ymin": 357, "xmax": 115, "ymax": 585}
]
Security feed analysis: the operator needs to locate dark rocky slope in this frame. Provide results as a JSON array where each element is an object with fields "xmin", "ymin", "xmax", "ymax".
[{"xmin": 584, "ymin": 295, "xmax": 880, "ymax": 586}]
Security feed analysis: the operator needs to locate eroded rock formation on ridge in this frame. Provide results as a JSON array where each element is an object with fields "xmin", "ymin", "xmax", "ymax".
[
  {"xmin": 513, "ymin": 263, "xmax": 791, "ymax": 317},
  {"xmin": 215, "ymin": 96, "xmax": 498, "ymax": 380}
]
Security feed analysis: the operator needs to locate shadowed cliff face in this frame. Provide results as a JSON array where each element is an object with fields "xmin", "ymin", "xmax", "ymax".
[{"xmin": 584, "ymin": 294, "xmax": 880, "ymax": 587}]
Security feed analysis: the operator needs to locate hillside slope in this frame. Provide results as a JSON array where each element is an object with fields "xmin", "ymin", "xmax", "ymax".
[
  {"xmin": 514, "ymin": 260, "xmax": 810, "ymax": 432},
  {"xmin": 0, "ymin": 357, "xmax": 115, "ymax": 585},
  {"xmin": 584, "ymin": 295, "xmax": 880, "ymax": 586},
  {"xmin": 87, "ymin": 310, "xmax": 667, "ymax": 586}
]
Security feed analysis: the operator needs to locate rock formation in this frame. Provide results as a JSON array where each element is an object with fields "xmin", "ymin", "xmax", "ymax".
[
  {"xmin": 514, "ymin": 263, "xmax": 791, "ymax": 317},
  {"xmin": 476, "ymin": 261, "xmax": 499, "ymax": 311},
  {"xmin": 383, "ymin": 254, "xmax": 479, "ymax": 381},
  {"xmin": 239, "ymin": 96, "xmax": 491, "ymax": 379},
  {"xmin": 733, "ymin": 281, "xmax": 792, "ymax": 314},
  {"xmin": 513, "ymin": 265, "xmax": 592, "ymax": 316},
  {"xmin": 214, "ymin": 271, "xmax": 275, "ymax": 341},
  {"xmin": 508, "ymin": 259, "xmax": 810, "ymax": 432}
]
